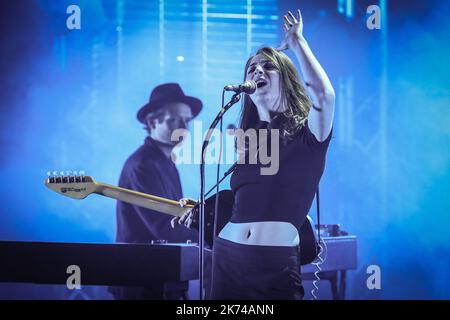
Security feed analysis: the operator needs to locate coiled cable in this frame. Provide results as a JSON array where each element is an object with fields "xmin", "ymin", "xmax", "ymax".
[{"xmin": 310, "ymin": 237, "xmax": 328, "ymax": 300}]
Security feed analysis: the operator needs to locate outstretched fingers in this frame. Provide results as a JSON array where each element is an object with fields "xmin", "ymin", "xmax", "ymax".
[
  {"xmin": 297, "ymin": 9, "xmax": 303, "ymax": 23},
  {"xmin": 283, "ymin": 14, "xmax": 293, "ymax": 27},
  {"xmin": 288, "ymin": 10, "xmax": 297, "ymax": 24}
]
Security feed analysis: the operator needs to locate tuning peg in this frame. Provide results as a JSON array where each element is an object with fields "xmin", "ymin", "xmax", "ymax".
[
  {"xmin": 54, "ymin": 171, "xmax": 62, "ymax": 183},
  {"xmin": 61, "ymin": 171, "xmax": 68, "ymax": 183},
  {"xmin": 71, "ymin": 170, "xmax": 79, "ymax": 182},
  {"xmin": 47, "ymin": 171, "xmax": 55, "ymax": 183},
  {"xmin": 59, "ymin": 171, "xmax": 67, "ymax": 182},
  {"xmin": 79, "ymin": 170, "xmax": 86, "ymax": 182},
  {"xmin": 66, "ymin": 170, "xmax": 75, "ymax": 183}
]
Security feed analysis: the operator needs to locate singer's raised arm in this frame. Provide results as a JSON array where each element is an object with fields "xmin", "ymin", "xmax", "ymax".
[{"xmin": 278, "ymin": 9, "xmax": 335, "ymax": 142}]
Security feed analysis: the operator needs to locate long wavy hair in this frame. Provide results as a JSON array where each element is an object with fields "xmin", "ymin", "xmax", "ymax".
[{"xmin": 238, "ymin": 47, "xmax": 312, "ymax": 142}]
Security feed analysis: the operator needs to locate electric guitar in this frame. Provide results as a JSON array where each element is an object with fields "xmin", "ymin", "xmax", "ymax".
[{"xmin": 44, "ymin": 173, "xmax": 318, "ymax": 265}]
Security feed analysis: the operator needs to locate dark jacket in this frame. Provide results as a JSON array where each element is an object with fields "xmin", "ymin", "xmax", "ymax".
[{"xmin": 116, "ymin": 137, "xmax": 198, "ymax": 243}]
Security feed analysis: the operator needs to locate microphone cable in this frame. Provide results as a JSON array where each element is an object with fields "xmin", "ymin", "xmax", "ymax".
[
  {"xmin": 310, "ymin": 187, "xmax": 328, "ymax": 300},
  {"xmin": 310, "ymin": 236, "xmax": 328, "ymax": 300}
]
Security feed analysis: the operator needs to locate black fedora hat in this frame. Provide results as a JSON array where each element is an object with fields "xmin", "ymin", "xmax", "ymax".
[{"xmin": 137, "ymin": 83, "xmax": 202, "ymax": 123}]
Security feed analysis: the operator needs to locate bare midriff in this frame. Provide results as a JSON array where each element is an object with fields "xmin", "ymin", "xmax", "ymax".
[{"xmin": 218, "ymin": 220, "xmax": 299, "ymax": 246}]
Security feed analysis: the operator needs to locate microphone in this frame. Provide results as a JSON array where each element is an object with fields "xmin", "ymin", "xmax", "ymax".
[{"xmin": 224, "ymin": 80, "xmax": 257, "ymax": 94}]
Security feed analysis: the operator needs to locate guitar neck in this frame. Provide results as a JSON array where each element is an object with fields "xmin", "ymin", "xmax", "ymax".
[{"xmin": 93, "ymin": 182, "xmax": 194, "ymax": 217}]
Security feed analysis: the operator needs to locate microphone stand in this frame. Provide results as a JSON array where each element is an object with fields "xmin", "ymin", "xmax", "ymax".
[
  {"xmin": 204, "ymin": 162, "xmax": 237, "ymax": 198},
  {"xmin": 199, "ymin": 92, "xmax": 241, "ymax": 300}
]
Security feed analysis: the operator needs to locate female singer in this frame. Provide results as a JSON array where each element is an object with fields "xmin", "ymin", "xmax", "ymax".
[{"xmin": 173, "ymin": 9, "xmax": 334, "ymax": 300}]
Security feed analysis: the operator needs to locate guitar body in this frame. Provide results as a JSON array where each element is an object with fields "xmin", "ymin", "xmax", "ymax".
[
  {"xmin": 195, "ymin": 190, "xmax": 318, "ymax": 265},
  {"xmin": 191, "ymin": 190, "xmax": 235, "ymax": 247}
]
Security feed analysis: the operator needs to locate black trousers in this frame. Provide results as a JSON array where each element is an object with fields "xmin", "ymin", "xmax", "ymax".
[{"xmin": 210, "ymin": 237, "xmax": 304, "ymax": 300}]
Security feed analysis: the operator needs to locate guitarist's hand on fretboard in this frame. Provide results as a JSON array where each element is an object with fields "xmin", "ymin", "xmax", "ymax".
[
  {"xmin": 171, "ymin": 198, "xmax": 198, "ymax": 230},
  {"xmin": 45, "ymin": 172, "xmax": 234, "ymax": 248}
]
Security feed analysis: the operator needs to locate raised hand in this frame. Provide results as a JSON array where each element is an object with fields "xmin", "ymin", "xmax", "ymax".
[{"xmin": 277, "ymin": 9, "xmax": 304, "ymax": 51}]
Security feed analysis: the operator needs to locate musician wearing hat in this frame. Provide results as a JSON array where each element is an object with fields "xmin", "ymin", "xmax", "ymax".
[{"xmin": 110, "ymin": 83, "xmax": 202, "ymax": 300}]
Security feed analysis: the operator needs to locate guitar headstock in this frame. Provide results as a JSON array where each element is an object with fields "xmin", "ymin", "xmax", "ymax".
[{"xmin": 44, "ymin": 171, "xmax": 98, "ymax": 199}]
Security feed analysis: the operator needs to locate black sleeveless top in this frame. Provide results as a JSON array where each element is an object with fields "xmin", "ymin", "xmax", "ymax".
[{"xmin": 229, "ymin": 120, "xmax": 332, "ymax": 234}]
